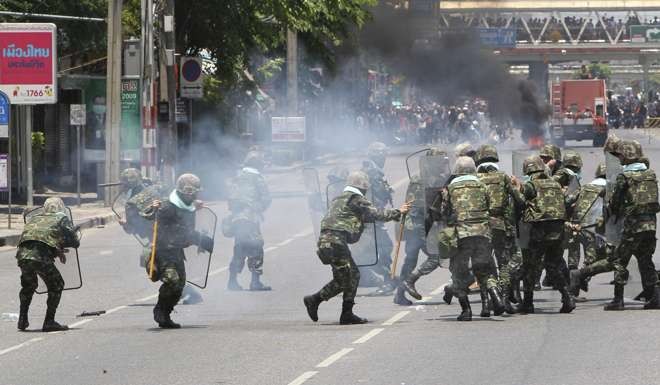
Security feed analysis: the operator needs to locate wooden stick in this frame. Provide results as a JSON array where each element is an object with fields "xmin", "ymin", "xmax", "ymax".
[
  {"xmin": 390, "ymin": 213, "xmax": 406, "ymax": 280},
  {"xmin": 148, "ymin": 217, "xmax": 158, "ymax": 281}
]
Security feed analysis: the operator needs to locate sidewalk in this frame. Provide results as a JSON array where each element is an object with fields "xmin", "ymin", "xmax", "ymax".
[{"xmin": 0, "ymin": 201, "xmax": 118, "ymax": 247}]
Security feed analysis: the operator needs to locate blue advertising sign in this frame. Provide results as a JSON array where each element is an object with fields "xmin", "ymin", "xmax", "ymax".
[
  {"xmin": 477, "ymin": 28, "xmax": 517, "ymax": 48},
  {"xmin": 0, "ymin": 91, "xmax": 8, "ymax": 126}
]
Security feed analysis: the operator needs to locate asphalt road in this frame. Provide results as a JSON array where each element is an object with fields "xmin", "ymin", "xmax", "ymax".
[{"xmin": 1, "ymin": 129, "xmax": 659, "ymax": 385}]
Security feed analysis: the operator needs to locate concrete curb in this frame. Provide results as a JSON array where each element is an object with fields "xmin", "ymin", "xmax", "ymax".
[{"xmin": 0, "ymin": 211, "xmax": 119, "ymax": 248}]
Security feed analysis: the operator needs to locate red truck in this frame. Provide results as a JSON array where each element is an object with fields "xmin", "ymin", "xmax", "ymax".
[{"xmin": 550, "ymin": 79, "xmax": 608, "ymax": 147}]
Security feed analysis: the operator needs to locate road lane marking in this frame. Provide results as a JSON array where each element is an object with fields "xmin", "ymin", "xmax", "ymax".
[
  {"xmin": 382, "ymin": 311, "xmax": 410, "ymax": 326},
  {"xmin": 287, "ymin": 371, "xmax": 318, "ymax": 385},
  {"xmin": 208, "ymin": 266, "xmax": 228, "ymax": 277},
  {"xmin": 106, "ymin": 305, "xmax": 128, "ymax": 315},
  {"xmin": 69, "ymin": 319, "xmax": 94, "ymax": 328},
  {"xmin": 99, "ymin": 250, "xmax": 113, "ymax": 256},
  {"xmin": 264, "ymin": 246, "xmax": 279, "ymax": 252},
  {"xmin": 316, "ymin": 348, "xmax": 354, "ymax": 368},
  {"xmin": 0, "ymin": 337, "xmax": 43, "ymax": 356},
  {"xmin": 352, "ymin": 328, "xmax": 384, "ymax": 344},
  {"xmin": 136, "ymin": 293, "xmax": 158, "ymax": 302},
  {"xmin": 430, "ymin": 284, "xmax": 448, "ymax": 296},
  {"xmin": 420, "ymin": 296, "xmax": 432, "ymax": 303},
  {"xmin": 277, "ymin": 238, "xmax": 294, "ymax": 247}
]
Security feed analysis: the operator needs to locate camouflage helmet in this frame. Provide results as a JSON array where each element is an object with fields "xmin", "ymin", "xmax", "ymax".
[
  {"xmin": 244, "ymin": 151, "xmax": 265, "ymax": 170},
  {"xmin": 562, "ymin": 150, "xmax": 583, "ymax": 170},
  {"xmin": 44, "ymin": 197, "xmax": 66, "ymax": 214},
  {"xmin": 595, "ymin": 163, "xmax": 606, "ymax": 178},
  {"xmin": 523, "ymin": 155, "xmax": 545, "ymax": 175},
  {"xmin": 603, "ymin": 134, "xmax": 621, "ymax": 155},
  {"xmin": 539, "ymin": 144, "xmax": 561, "ymax": 160},
  {"xmin": 618, "ymin": 140, "xmax": 643, "ymax": 165},
  {"xmin": 454, "ymin": 142, "xmax": 475, "ymax": 158},
  {"xmin": 367, "ymin": 142, "xmax": 388, "ymax": 157},
  {"xmin": 327, "ymin": 166, "xmax": 349, "ymax": 183},
  {"xmin": 452, "ymin": 156, "xmax": 476, "ymax": 175},
  {"xmin": 120, "ymin": 168, "xmax": 142, "ymax": 189},
  {"xmin": 176, "ymin": 173, "xmax": 201, "ymax": 195},
  {"xmin": 426, "ymin": 147, "xmax": 447, "ymax": 157},
  {"xmin": 346, "ymin": 170, "xmax": 370, "ymax": 190},
  {"xmin": 475, "ymin": 144, "xmax": 499, "ymax": 164}
]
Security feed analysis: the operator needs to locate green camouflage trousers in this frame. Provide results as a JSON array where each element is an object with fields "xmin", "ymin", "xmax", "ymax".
[
  {"xmin": 317, "ymin": 240, "xmax": 360, "ymax": 303},
  {"xmin": 230, "ymin": 238, "xmax": 265, "ymax": 275},
  {"xmin": 568, "ymin": 230, "xmax": 605, "ymax": 270},
  {"xmin": 18, "ymin": 259, "xmax": 64, "ymax": 310},
  {"xmin": 612, "ymin": 231, "xmax": 659, "ymax": 288},
  {"xmin": 409, "ymin": 227, "xmax": 454, "ymax": 278},
  {"xmin": 158, "ymin": 257, "xmax": 186, "ymax": 311},
  {"xmin": 451, "ymin": 236, "xmax": 496, "ymax": 297},
  {"xmin": 492, "ymin": 229, "xmax": 523, "ymax": 291}
]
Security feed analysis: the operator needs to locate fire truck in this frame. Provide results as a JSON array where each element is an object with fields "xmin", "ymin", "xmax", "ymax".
[{"xmin": 550, "ymin": 79, "xmax": 609, "ymax": 147}]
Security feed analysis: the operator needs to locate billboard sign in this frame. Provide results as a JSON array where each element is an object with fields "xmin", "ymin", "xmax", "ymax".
[
  {"xmin": 0, "ymin": 23, "xmax": 57, "ymax": 104},
  {"xmin": 630, "ymin": 25, "xmax": 660, "ymax": 43},
  {"xmin": 0, "ymin": 91, "xmax": 8, "ymax": 138},
  {"xmin": 477, "ymin": 28, "xmax": 517, "ymax": 48},
  {"xmin": 271, "ymin": 117, "xmax": 306, "ymax": 142}
]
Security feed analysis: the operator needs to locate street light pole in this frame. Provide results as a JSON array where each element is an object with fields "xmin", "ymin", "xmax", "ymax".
[
  {"xmin": 159, "ymin": 0, "xmax": 177, "ymax": 185},
  {"xmin": 105, "ymin": 0, "xmax": 123, "ymax": 206}
]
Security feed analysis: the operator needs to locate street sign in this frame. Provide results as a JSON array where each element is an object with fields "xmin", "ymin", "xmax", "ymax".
[
  {"xmin": 70, "ymin": 104, "xmax": 86, "ymax": 126},
  {"xmin": 0, "ymin": 23, "xmax": 57, "ymax": 104},
  {"xmin": 0, "ymin": 154, "xmax": 7, "ymax": 190},
  {"xmin": 120, "ymin": 78, "xmax": 141, "ymax": 161},
  {"xmin": 0, "ymin": 91, "xmax": 8, "ymax": 138},
  {"xmin": 630, "ymin": 25, "xmax": 660, "ymax": 43},
  {"xmin": 180, "ymin": 56, "xmax": 203, "ymax": 99},
  {"xmin": 477, "ymin": 28, "xmax": 517, "ymax": 48},
  {"xmin": 271, "ymin": 117, "xmax": 306, "ymax": 142}
]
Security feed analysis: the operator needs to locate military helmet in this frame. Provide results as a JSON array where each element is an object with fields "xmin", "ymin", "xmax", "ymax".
[
  {"xmin": 367, "ymin": 142, "xmax": 388, "ymax": 157},
  {"xmin": 44, "ymin": 197, "xmax": 66, "ymax": 214},
  {"xmin": 618, "ymin": 140, "xmax": 643, "ymax": 165},
  {"xmin": 327, "ymin": 166, "xmax": 349, "ymax": 183},
  {"xmin": 426, "ymin": 147, "xmax": 447, "ymax": 157},
  {"xmin": 120, "ymin": 168, "xmax": 142, "ymax": 189},
  {"xmin": 346, "ymin": 171, "xmax": 370, "ymax": 190},
  {"xmin": 603, "ymin": 134, "xmax": 621, "ymax": 155},
  {"xmin": 595, "ymin": 163, "xmax": 606, "ymax": 178},
  {"xmin": 475, "ymin": 144, "xmax": 499, "ymax": 164},
  {"xmin": 454, "ymin": 142, "xmax": 475, "ymax": 158},
  {"xmin": 523, "ymin": 155, "xmax": 545, "ymax": 175},
  {"xmin": 244, "ymin": 151, "xmax": 265, "ymax": 170},
  {"xmin": 452, "ymin": 156, "xmax": 476, "ymax": 175},
  {"xmin": 539, "ymin": 144, "xmax": 561, "ymax": 160},
  {"xmin": 562, "ymin": 150, "xmax": 583, "ymax": 170},
  {"xmin": 176, "ymin": 173, "xmax": 202, "ymax": 195}
]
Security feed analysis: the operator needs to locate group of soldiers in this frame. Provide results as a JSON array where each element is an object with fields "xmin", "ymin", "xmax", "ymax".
[
  {"xmin": 14, "ymin": 150, "xmax": 273, "ymax": 331},
  {"xmin": 305, "ymin": 135, "xmax": 660, "ymax": 323}
]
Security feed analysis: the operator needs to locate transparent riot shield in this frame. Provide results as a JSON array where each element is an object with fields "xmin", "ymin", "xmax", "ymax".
[
  {"xmin": 112, "ymin": 190, "xmax": 154, "ymax": 247},
  {"xmin": 326, "ymin": 181, "xmax": 379, "ymax": 267},
  {"xmin": 23, "ymin": 207, "xmax": 82, "ymax": 294},
  {"xmin": 605, "ymin": 152, "xmax": 624, "ymax": 246},
  {"xmin": 184, "ymin": 207, "xmax": 217, "ymax": 289},
  {"xmin": 302, "ymin": 168, "xmax": 324, "ymax": 238},
  {"xmin": 580, "ymin": 195, "xmax": 604, "ymax": 229},
  {"xmin": 419, "ymin": 153, "xmax": 450, "ymax": 255},
  {"xmin": 111, "ymin": 190, "xmax": 130, "ymax": 220},
  {"xmin": 566, "ymin": 174, "xmax": 581, "ymax": 195},
  {"xmin": 512, "ymin": 151, "xmax": 535, "ymax": 249}
]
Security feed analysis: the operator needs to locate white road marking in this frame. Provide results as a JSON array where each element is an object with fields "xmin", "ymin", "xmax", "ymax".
[
  {"xmin": 208, "ymin": 266, "xmax": 228, "ymax": 277},
  {"xmin": 277, "ymin": 238, "xmax": 294, "ymax": 247},
  {"xmin": 69, "ymin": 319, "xmax": 94, "ymax": 328},
  {"xmin": 294, "ymin": 229, "xmax": 314, "ymax": 238},
  {"xmin": 135, "ymin": 293, "xmax": 158, "ymax": 302},
  {"xmin": 316, "ymin": 348, "xmax": 354, "ymax": 368},
  {"xmin": 264, "ymin": 246, "xmax": 279, "ymax": 252},
  {"xmin": 105, "ymin": 305, "xmax": 128, "ymax": 315},
  {"xmin": 430, "ymin": 284, "xmax": 447, "ymax": 296},
  {"xmin": 352, "ymin": 328, "xmax": 385, "ymax": 344},
  {"xmin": 0, "ymin": 337, "xmax": 44, "ymax": 356},
  {"xmin": 99, "ymin": 250, "xmax": 113, "ymax": 256},
  {"xmin": 420, "ymin": 296, "xmax": 432, "ymax": 303},
  {"xmin": 287, "ymin": 371, "xmax": 319, "ymax": 385},
  {"xmin": 382, "ymin": 311, "xmax": 410, "ymax": 326}
]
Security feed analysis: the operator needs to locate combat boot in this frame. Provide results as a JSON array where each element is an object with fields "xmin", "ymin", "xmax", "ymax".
[
  {"xmin": 17, "ymin": 299, "xmax": 30, "ymax": 331},
  {"xmin": 643, "ymin": 286, "xmax": 660, "ymax": 310},
  {"xmin": 559, "ymin": 288, "xmax": 576, "ymax": 313},
  {"xmin": 393, "ymin": 286, "xmax": 413, "ymax": 306},
  {"xmin": 604, "ymin": 284, "xmax": 625, "ymax": 311},
  {"xmin": 502, "ymin": 291, "xmax": 518, "ymax": 315},
  {"xmin": 443, "ymin": 284, "xmax": 454, "ymax": 305},
  {"xmin": 303, "ymin": 293, "xmax": 322, "ymax": 322},
  {"xmin": 227, "ymin": 272, "xmax": 243, "ymax": 291},
  {"xmin": 519, "ymin": 291, "xmax": 534, "ymax": 314},
  {"xmin": 249, "ymin": 272, "xmax": 271, "ymax": 291},
  {"xmin": 457, "ymin": 295, "xmax": 472, "ymax": 321},
  {"xmin": 402, "ymin": 273, "xmax": 423, "ymax": 300},
  {"xmin": 479, "ymin": 289, "xmax": 490, "ymax": 318},
  {"xmin": 158, "ymin": 311, "xmax": 181, "ymax": 329},
  {"xmin": 339, "ymin": 301, "xmax": 368, "ymax": 325},
  {"xmin": 510, "ymin": 279, "xmax": 522, "ymax": 304},
  {"xmin": 488, "ymin": 287, "xmax": 506, "ymax": 316},
  {"xmin": 42, "ymin": 309, "xmax": 68, "ymax": 332},
  {"xmin": 569, "ymin": 270, "xmax": 582, "ymax": 297}
]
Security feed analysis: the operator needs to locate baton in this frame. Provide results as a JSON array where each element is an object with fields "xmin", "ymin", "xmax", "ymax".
[
  {"xmin": 390, "ymin": 213, "xmax": 407, "ymax": 280},
  {"xmin": 98, "ymin": 182, "xmax": 123, "ymax": 188},
  {"xmin": 148, "ymin": 213, "xmax": 159, "ymax": 281}
]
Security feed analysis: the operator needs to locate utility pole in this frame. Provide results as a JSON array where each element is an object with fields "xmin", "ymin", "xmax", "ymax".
[
  {"xmin": 159, "ymin": 0, "xmax": 177, "ymax": 186},
  {"xmin": 105, "ymin": 0, "xmax": 122, "ymax": 206},
  {"xmin": 287, "ymin": 28, "xmax": 298, "ymax": 116}
]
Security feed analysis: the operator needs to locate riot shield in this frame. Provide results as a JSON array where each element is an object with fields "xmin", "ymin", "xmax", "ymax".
[
  {"xmin": 184, "ymin": 207, "xmax": 217, "ymax": 289},
  {"xmin": 111, "ymin": 190, "xmax": 130, "ymax": 220},
  {"xmin": 302, "ymin": 168, "xmax": 324, "ymax": 238},
  {"xmin": 566, "ymin": 174, "xmax": 581, "ymax": 195},
  {"xmin": 605, "ymin": 153, "xmax": 624, "ymax": 246},
  {"xmin": 512, "ymin": 151, "xmax": 535, "ymax": 249},
  {"xmin": 419, "ymin": 153, "xmax": 451, "ymax": 255},
  {"xmin": 23, "ymin": 207, "xmax": 82, "ymax": 295},
  {"xmin": 580, "ymin": 195, "xmax": 604, "ymax": 228},
  {"xmin": 326, "ymin": 181, "xmax": 379, "ymax": 267}
]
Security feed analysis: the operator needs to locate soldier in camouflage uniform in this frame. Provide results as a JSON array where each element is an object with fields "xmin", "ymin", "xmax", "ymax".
[
  {"xmin": 454, "ymin": 142, "xmax": 477, "ymax": 161},
  {"xmin": 361, "ymin": 142, "xmax": 397, "ymax": 293},
  {"xmin": 567, "ymin": 163, "xmax": 609, "ymax": 297},
  {"xmin": 441, "ymin": 156, "xmax": 503, "ymax": 321},
  {"xmin": 393, "ymin": 149, "xmax": 448, "ymax": 306},
  {"xmin": 16, "ymin": 197, "xmax": 80, "ymax": 332},
  {"xmin": 303, "ymin": 171, "xmax": 410, "ymax": 324},
  {"xmin": 514, "ymin": 155, "xmax": 575, "ymax": 314},
  {"xmin": 143, "ymin": 174, "xmax": 214, "ymax": 328},
  {"xmin": 553, "ymin": 150, "xmax": 583, "ymax": 190},
  {"xmin": 225, "ymin": 151, "xmax": 272, "ymax": 291},
  {"xmin": 603, "ymin": 140, "xmax": 660, "ymax": 310},
  {"xmin": 117, "ymin": 168, "xmax": 162, "ymax": 239},
  {"xmin": 475, "ymin": 144, "xmax": 525, "ymax": 315}
]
